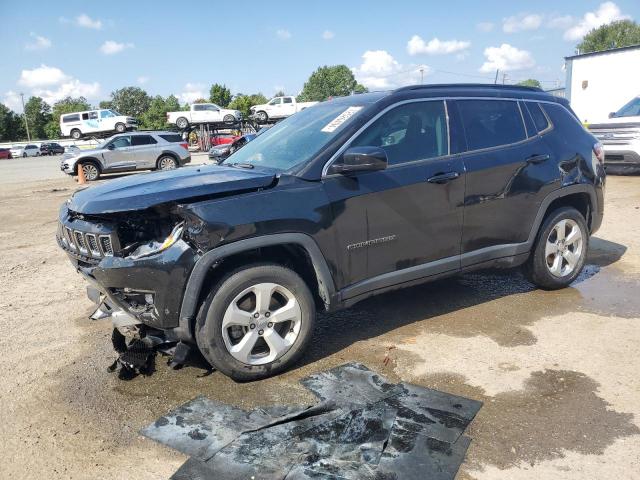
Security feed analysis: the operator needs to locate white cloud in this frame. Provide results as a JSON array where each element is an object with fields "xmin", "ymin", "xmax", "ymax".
[
  {"xmin": 276, "ymin": 29, "xmax": 291, "ymax": 40},
  {"xmin": 352, "ymin": 50, "xmax": 427, "ymax": 90},
  {"xmin": 2, "ymin": 91, "xmax": 23, "ymax": 112},
  {"xmin": 479, "ymin": 44, "xmax": 535, "ymax": 72},
  {"xmin": 322, "ymin": 30, "xmax": 335, "ymax": 40},
  {"xmin": 100, "ymin": 40, "xmax": 134, "ymax": 55},
  {"xmin": 33, "ymin": 79, "xmax": 100, "ymax": 106},
  {"xmin": 25, "ymin": 33, "xmax": 51, "ymax": 51},
  {"xmin": 503, "ymin": 13, "xmax": 543, "ymax": 33},
  {"xmin": 76, "ymin": 13, "xmax": 102, "ymax": 30},
  {"xmin": 477, "ymin": 22, "xmax": 495, "ymax": 33},
  {"xmin": 18, "ymin": 65, "xmax": 69, "ymax": 88},
  {"xmin": 407, "ymin": 35, "xmax": 470, "ymax": 55},
  {"xmin": 178, "ymin": 83, "xmax": 206, "ymax": 104},
  {"xmin": 137, "ymin": 76, "xmax": 149, "ymax": 85},
  {"xmin": 548, "ymin": 14, "xmax": 574, "ymax": 30},
  {"xmin": 564, "ymin": 1, "xmax": 630, "ymax": 41}
]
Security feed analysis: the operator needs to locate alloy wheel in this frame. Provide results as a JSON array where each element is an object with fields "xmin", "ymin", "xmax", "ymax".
[
  {"xmin": 158, "ymin": 157, "xmax": 177, "ymax": 170},
  {"xmin": 545, "ymin": 218, "xmax": 583, "ymax": 277},
  {"xmin": 221, "ymin": 282, "xmax": 302, "ymax": 365}
]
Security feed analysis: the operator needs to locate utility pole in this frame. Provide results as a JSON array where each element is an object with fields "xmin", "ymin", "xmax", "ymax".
[
  {"xmin": 502, "ymin": 73, "xmax": 508, "ymax": 85},
  {"xmin": 494, "ymin": 69, "xmax": 499, "ymax": 84},
  {"xmin": 20, "ymin": 93, "xmax": 31, "ymax": 141},
  {"xmin": 419, "ymin": 67, "xmax": 424, "ymax": 84}
]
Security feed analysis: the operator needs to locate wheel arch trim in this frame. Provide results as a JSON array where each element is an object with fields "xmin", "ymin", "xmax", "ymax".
[{"xmin": 174, "ymin": 233, "xmax": 336, "ymax": 343}]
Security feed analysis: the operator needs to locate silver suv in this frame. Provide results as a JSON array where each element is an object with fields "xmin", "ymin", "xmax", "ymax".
[{"xmin": 60, "ymin": 131, "xmax": 191, "ymax": 181}]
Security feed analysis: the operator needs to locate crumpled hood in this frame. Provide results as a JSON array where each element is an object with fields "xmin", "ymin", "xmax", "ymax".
[{"xmin": 67, "ymin": 164, "xmax": 276, "ymax": 214}]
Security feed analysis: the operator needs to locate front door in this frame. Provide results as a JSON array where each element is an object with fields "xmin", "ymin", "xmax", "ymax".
[
  {"xmin": 323, "ymin": 100, "xmax": 465, "ymax": 296},
  {"xmin": 102, "ymin": 135, "xmax": 134, "ymax": 170}
]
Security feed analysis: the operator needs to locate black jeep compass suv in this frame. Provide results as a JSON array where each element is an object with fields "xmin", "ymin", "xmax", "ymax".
[{"xmin": 58, "ymin": 84, "xmax": 605, "ymax": 381}]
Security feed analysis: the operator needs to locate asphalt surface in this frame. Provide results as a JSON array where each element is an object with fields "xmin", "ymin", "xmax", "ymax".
[
  {"xmin": 1, "ymin": 168, "xmax": 639, "ymax": 480},
  {"xmin": 0, "ymin": 152, "xmax": 210, "ymax": 183}
]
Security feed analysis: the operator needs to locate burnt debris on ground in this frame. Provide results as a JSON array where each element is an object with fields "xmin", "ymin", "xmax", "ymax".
[{"xmin": 141, "ymin": 363, "xmax": 482, "ymax": 479}]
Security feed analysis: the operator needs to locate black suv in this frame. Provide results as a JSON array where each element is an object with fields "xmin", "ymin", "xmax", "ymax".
[
  {"xmin": 40, "ymin": 142, "xmax": 65, "ymax": 155},
  {"xmin": 58, "ymin": 85, "xmax": 605, "ymax": 381}
]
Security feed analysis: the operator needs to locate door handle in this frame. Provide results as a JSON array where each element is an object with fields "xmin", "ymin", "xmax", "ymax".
[
  {"xmin": 526, "ymin": 154, "xmax": 550, "ymax": 164},
  {"xmin": 427, "ymin": 171, "xmax": 460, "ymax": 184}
]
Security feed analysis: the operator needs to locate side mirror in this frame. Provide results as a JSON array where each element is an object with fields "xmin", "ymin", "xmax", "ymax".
[
  {"xmin": 329, "ymin": 146, "xmax": 388, "ymax": 175},
  {"xmin": 608, "ymin": 112, "xmax": 617, "ymax": 118},
  {"xmin": 107, "ymin": 144, "xmax": 115, "ymax": 150}
]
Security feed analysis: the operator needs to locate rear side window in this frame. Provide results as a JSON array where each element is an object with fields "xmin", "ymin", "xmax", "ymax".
[
  {"xmin": 541, "ymin": 103, "xmax": 588, "ymax": 138},
  {"xmin": 351, "ymin": 100, "xmax": 449, "ymax": 166},
  {"xmin": 159, "ymin": 134, "xmax": 183, "ymax": 142},
  {"xmin": 458, "ymin": 100, "xmax": 526, "ymax": 151},
  {"xmin": 526, "ymin": 102, "xmax": 550, "ymax": 133},
  {"xmin": 63, "ymin": 114, "xmax": 80, "ymax": 123},
  {"xmin": 283, "ymin": 97, "xmax": 293, "ymax": 104},
  {"xmin": 131, "ymin": 135, "xmax": 157, "ymax": 146}
]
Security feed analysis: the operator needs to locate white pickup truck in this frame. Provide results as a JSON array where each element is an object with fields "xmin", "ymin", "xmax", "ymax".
[
  {"xmin": 250, "ymin": 96, "xmax": 318, "ymax": 123},
  {"xmin": 166, "ymin": 103, "xmax": 242, "ymax": 129}
]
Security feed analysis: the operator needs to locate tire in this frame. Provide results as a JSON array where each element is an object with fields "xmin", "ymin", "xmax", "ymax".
[
  {"xmin": 176, "ymin": 117, "xmax": 189, "ymax": 129},
  {"xmin": 71, "ymin": 129, "xmax": 82, "ymax": 140},
  {"xmin": 115, "ymin": 122, "xmax": 126, "ymax": 133},
  {"xmin": 22, "ymin": 153, "xmax": 27, "ymax": 158},
  {"xmin": 524, "ymin": 206, "xmax": 589, "ymax": 290},
  {"xmin": 256, "ymin": 111, "xmax": 268, "ymax": 123},
  {"xmin": 195, "ymin": 263, "xmax": 316, "ymax": 381},
  {"xmin": 156, "ymin": 155, "xmax": 178, "ymax": 171},
  {"xmin": 223, "ymin": 114, "xmax": 236, "ymax": 125},
  {"xmin": 78, "ymin": 161, "xmax": 101, "ymax": 181}
]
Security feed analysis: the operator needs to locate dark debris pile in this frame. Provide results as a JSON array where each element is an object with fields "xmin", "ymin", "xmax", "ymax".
[{"xmin": 142, "ymin": 363, "xmax": 481, "ymax": 479}]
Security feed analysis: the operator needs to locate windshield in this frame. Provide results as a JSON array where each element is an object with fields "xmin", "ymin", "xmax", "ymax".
[
  {"xmin": 614, "ymin": 97, "xmax": 640, "ymax": 118},
  {"xmin": 224, "ymin": 102, "xmax": 366, "ymax": 171}
]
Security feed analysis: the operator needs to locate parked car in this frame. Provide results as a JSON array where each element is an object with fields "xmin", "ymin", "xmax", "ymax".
[
  {"xmin": 9, "ymin": 145, "xmax": 24, "ymax": 157},
  {"xmin": 250, "ymin": 96, "xmax": 318, "ymax": 123},
  {"xmin": 40, "ymin": 142, "xmax": 65, "ymax": 156},
  {"xmin": 60, "ymin": 131, "xmax": 190, "ymax": 181},
  {"xmin": 64, "ymin": 145, "xmax": 81, "ymax": 154},
  {"xmin": 211, "ymin": 134, "xmax": 240, "ymax": 146},
  {"xmin": 167, "ymin": 103, "xmax": 243, "ymax": 129},
  {"xmin": 58, "ymin": 84, "xmax": 605, "ymax": 381},
  {"xmin": 208, "ymin": 133, "xmax": 257, "ymax": 162},
  {"xmin": 0, "ymin": 148, "xmax": 12, "ymax": 159},
  {"xmin": 60, "ymin": 109, "xmax": 137, "ymax": 140},
  {"xmin": 21, "ymin": 144, "xmax": 41, "ymax": 157},
  {"xmin": 588, "ymin": 95, "xmax": 640, "ymax": 171}
]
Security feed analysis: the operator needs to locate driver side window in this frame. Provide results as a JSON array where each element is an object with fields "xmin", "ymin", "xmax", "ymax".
[
  {"xmin": 617, "ymin": 98, "xmax": 640, "ymax": 117},
  {"xmin": 109, "ymin": 136, "xmax": 131, "ymax": 149},
  {"xmin": 350, "ymin": 101, "xmax": 449, "ymax": 166}
]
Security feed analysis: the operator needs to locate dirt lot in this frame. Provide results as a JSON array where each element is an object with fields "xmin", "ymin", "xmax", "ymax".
[{"xmin": 1, "ymin": 173, "xmax": 639, "ymax": 480}]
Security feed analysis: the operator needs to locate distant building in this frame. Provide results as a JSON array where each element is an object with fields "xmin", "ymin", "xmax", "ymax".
[
  {"xmin": 565, "ymin": 44, "xmax": 640, "ymax": 123},
  {"xmin": 545, "ymin": 87, "xmax": 566, "ymax": 98}
]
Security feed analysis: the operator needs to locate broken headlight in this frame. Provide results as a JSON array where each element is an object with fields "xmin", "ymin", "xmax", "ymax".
[{"xmin": 129, "ymin": 223, "xmax": 185, "ymax": 259}]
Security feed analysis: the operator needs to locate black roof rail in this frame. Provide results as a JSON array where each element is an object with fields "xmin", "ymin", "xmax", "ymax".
[{"xmin": 393, "ymin": 83, "xmax": 544, "ymax": 93}]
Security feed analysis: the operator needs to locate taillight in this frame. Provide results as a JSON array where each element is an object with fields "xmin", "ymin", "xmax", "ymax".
[
  {"xmin": 180, "ymin": 142, "xmax": 189, "ymax": 151},
  {"xmin": 593, "ymin": 142, "xmax": 605, "ymax": 164}
]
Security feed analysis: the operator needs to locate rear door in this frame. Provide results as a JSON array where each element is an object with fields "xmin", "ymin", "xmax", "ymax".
[
  {"xmin": 81, "ymin": 111, "xmax": 100, "ymax": 133},
  {"xmin": 452, "ymin": 99, "xmax": 556, "ymax": 265},
  {"xmin": 323, "ymin": 99, "xmax": 465, "ymax": 294},
  {"xmin": 281, "ymin": 97, "xmax": 296, "ymax": 116},
  {"xmin": 130, "ymin": 135, "xmax": 159, "ymax": 168}
]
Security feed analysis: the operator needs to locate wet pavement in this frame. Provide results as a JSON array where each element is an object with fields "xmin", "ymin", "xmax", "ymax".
[{"xmin": 1, "ymin": 175, "xmax": 639, "ymax": 479}]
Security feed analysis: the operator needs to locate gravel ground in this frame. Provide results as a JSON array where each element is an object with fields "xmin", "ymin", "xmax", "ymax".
[{"xmin": 0, "ymin": 171, "xmax": 638, "ymax": 480}]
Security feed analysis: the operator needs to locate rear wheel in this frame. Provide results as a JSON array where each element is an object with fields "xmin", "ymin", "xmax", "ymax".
[
  {"xmin": 79, "ymin": 161, "xmax": 100, "ymax": 181},
  {"xmin": 223, "ymin": 114, "xmax": 236, "ymax": 125},
  {"xmin": 195, "ymin": 263, "xmax": 315, "ymax": 381},
  {"xmin": 176, "ymin": 117, "xmax": 189, "ymax": 129},
  {"xmin": 71, "ymin": 129, "xmax": 82, "ymax": 140},
  {"xmin": 157, "ymin": 155, "xmax": 178, "ymax": 170},
  {"xmin": 524, "ymin": 207, "xmax": 588, "ymax": 289}
]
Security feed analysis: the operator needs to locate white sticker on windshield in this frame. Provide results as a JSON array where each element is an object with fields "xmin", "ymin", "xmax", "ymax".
[{"xmin": 321, "ymin": 106, "xmax": 363, "ymax": 133}]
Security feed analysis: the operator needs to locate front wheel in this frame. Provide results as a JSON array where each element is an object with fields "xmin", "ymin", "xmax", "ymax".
[
  {"xmin": 79, "ymin": 162, "xmax": 100, "ymax": 181},
  {"xmin": 115, "ymin": 122, "xmax": 126, "ymax": 133},
  {"xmin": 223, "ymin": 114, "xmax": 236, "ymax": 125},
  {"xmin": 524, "ymin": 207, "xmax": 588, "ymax": 290},
  {"xmin": 71, "ymin": 129, "xmax": 82, "ymax": 140},
  {"xmin": 195, "ymin": 264, "xmax": 316, "ymax": 381},
  {"xmin": 176, "ymin": 117, "xmax": 189, "ymax": 129},
  {"xmin": 255, "ymin": 111, "xmax": 268, "ymax": 123}
]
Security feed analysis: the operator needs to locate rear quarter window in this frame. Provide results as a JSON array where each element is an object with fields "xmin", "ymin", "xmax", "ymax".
[
  {"xmin": 526, "ymin": 102, "xmax": 550, "ymax": 133},
  {"xmin": 457, "ymin": 100, "xmax": 527, "ymax": 151},
  {"xmin": 541, "ymin": 103, "xmax": 589, "ymax": 138},
  {"xmin": 63, "ymin": 114, "xmax": 80, "ymax": 123},
  {"xmin": 159, "ymin": 134, "xmax": 183, "ymax": 143}
]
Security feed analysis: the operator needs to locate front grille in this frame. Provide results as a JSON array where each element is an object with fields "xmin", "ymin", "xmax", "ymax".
[
  {"xmin": 58, "ymin": 221, "xmax": 117, "ymax": 258},
  {"xmin": 64, "ymin": 227, "xmax": 76, "ymax": 250},
  {"xmin": 100, "ymin": 236, "xmax": 114, "ymax": 256},
  {"xmin": 85, "ymin": 234, "xmax": 101, "ymax": 256},
  {"xmin": 74, "ymin": 231, "xmax": 88, "ymax": 253}
]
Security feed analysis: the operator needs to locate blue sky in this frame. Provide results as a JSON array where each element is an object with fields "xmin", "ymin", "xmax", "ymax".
[{"xmin": 1, "ymin": 0, "xmax": 638, "ymax": 112}]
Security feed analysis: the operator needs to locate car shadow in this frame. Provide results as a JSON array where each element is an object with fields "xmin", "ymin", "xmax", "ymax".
[{"xmin": 299, "ymin": 237, "xmax": 627, "ymax": 368}]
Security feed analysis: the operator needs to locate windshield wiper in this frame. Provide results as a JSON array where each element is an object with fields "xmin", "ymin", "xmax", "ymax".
[{"xmin": 229, "ymin": 163, "xmax": 255, "ymax": 169}]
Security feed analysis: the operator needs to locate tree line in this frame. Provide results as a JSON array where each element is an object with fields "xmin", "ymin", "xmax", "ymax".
[{"xmin": 2, "ymin": 19, "xmax": 638, "ymax": 142}]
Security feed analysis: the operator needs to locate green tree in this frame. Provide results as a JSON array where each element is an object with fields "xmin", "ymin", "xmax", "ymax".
[
  {"xmin": 99, "ymin": 100, "xmax": 113, "ymax": 109},
  {"xmin": 109, "ymin": 86, "xmax": 151, "ymax": 118},
  {"xmin": 274, "ymin": 90, "xmax": 286, "ymax": 97},
  {"xmin": 139, "ymin": 95, "xmax": 181, "ymax": 130},
  {"xmin": 298, "ymin": 65, "xmax": 367, "ymax": 102},
  {"xmin": 209, "ymin": 84, "xmax": 232, "ymax": 107},
  {"xmin": 577, "ymin": 20, "xmax": 640, "ymax": 54},
  {"xmin": 516, "ymin": 79, "xmax": 542, "ymax": 88},
  {"xmin": 24, "ymin": 96, "xmax": 52, "ymax": 139},
  {"xmin": 0, "ymin": 103, "xmax": 26, "ymax": 141},
  {"xmin": 228, "ymin": 93, "xmax": 269, "ymax": 117},
  {"xmin": 193, "ymin": 98, "xmax": 208, "ymax": 104},
  {"xmin": 44, "ymin": 96, "xmax": 92, "ymax": 139}
]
